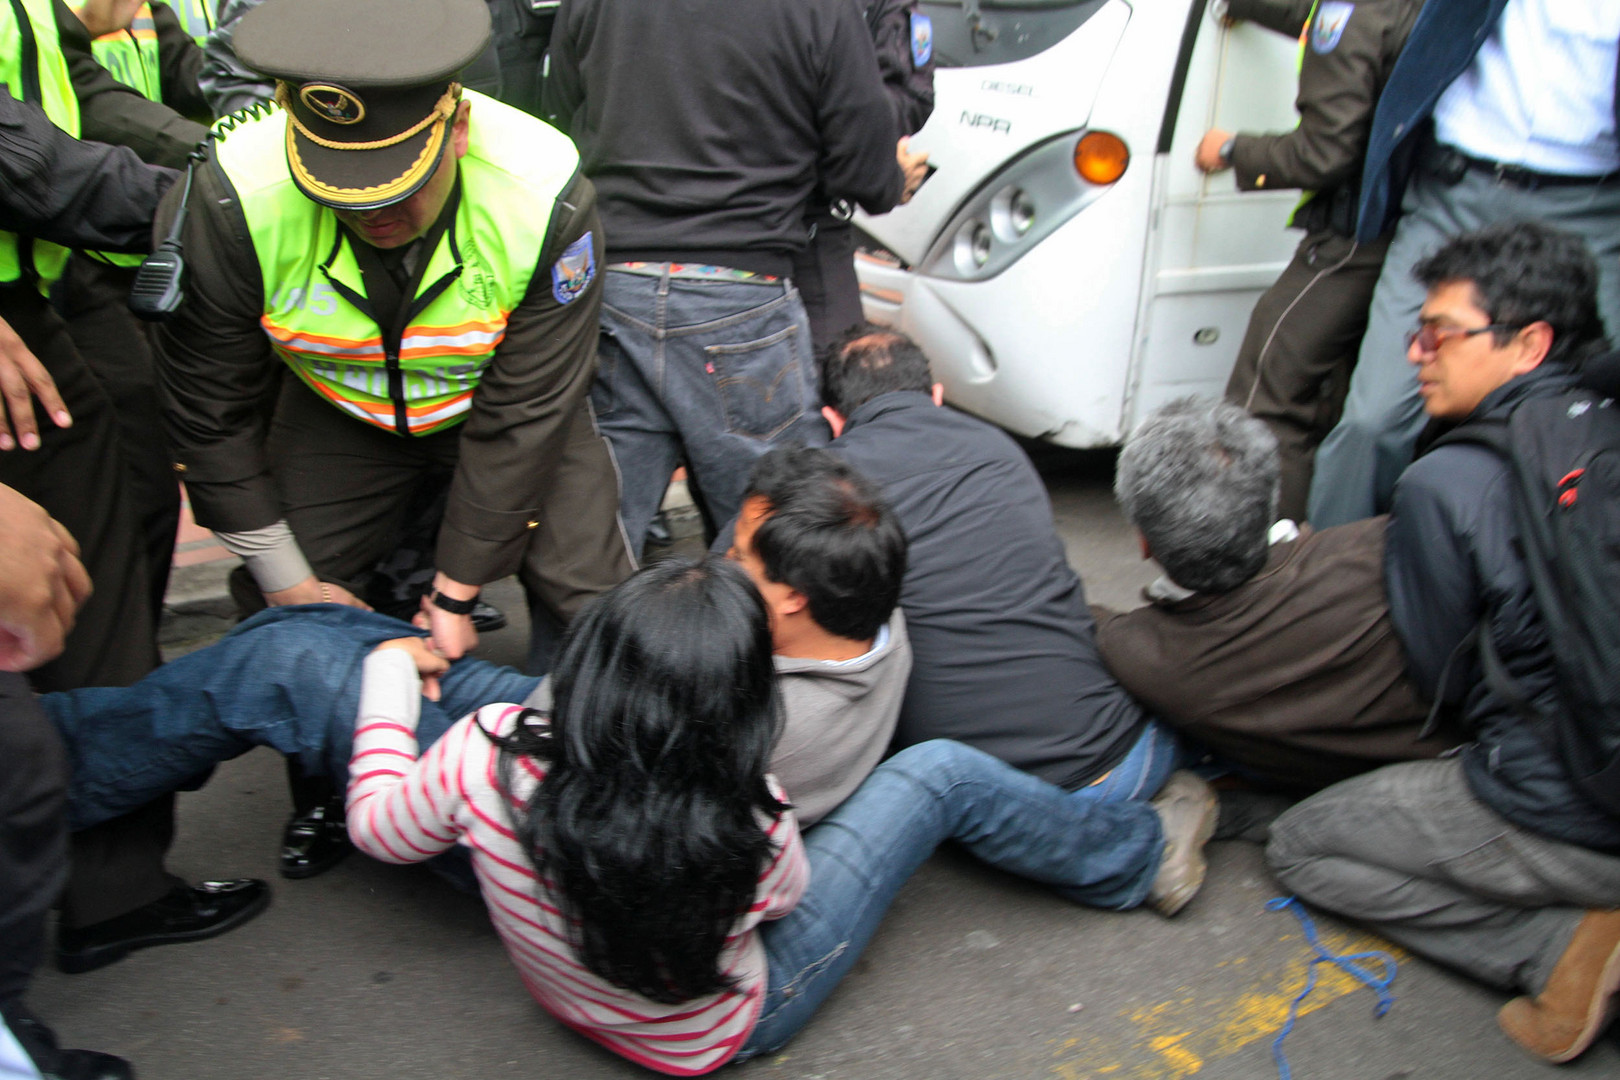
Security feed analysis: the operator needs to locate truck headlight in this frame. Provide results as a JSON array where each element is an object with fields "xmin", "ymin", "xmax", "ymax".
[{"xmin": 919, "ymin": 129, "xmax": 1128, "ymax": 283}]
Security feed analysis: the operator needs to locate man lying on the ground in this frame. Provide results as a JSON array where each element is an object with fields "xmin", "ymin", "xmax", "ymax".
[
  {"xmin": 44, "ymin": 447, "xmax": 910, "ymax": 833},
  {"xmin": 1267, "ymin": 222, "xmax": 1620, "ymax": 1064},
  {"xmin": 1093, "ymin": 399, "xmax": 1464, "ymax": 793},
  {"xmin": 810, "ymin": 325, "xmax": 1217, "ymax": 914}
]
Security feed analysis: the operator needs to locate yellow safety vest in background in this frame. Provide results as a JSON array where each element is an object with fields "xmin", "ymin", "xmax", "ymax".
[
  {"xmin": 212, "ymin": 92, "xmax": 580, "ymax": 437},
  {"xmin": 168, "ymin": 0, "xmax": 214, "ymax": 42},
  {"xmin": 77, "ymin": 2, "xmax": 160, "ymax": 100},
  {"xmin": 0, "ymin": 0, "xmax": 81, "ymax": 291}
]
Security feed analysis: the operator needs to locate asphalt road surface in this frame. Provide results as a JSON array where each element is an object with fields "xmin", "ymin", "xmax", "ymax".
[{"xmin": 31, "ymin": 446, "xmax": 1620, "ymax": 1080}]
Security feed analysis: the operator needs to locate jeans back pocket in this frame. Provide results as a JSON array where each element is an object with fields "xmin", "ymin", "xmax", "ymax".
[{"xmin": 705, "ymin": 323, "xmax": 807, "ymax": 440}]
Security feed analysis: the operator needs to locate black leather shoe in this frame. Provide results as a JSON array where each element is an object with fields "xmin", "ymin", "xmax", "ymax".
[
  {"xmin": 55, "ymin": 879, "xmax": 270, "ymax": 975},
  {"xmin": 279, "ymin": 798, "xmax": 352, "ymax": 879},
  {"xmin": 2, "ymin": 1005, "xmax": 132, "ymax": 1080}
]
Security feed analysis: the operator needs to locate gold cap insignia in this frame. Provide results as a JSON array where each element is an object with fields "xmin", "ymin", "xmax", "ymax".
[{"xmin": 299, "ymin": 83, "xmax": 366, "ymax": 125}]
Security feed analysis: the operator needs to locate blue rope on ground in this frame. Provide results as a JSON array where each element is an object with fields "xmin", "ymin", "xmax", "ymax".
[{"xmin": 1265, "ymin": 896, "xmax": 1399, "ymax": 1080}]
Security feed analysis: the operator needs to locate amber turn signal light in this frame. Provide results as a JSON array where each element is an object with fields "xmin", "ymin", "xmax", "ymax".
[{"xmin": 1074, "ymin": 131, "xmax": 1129, "ymax": 185}]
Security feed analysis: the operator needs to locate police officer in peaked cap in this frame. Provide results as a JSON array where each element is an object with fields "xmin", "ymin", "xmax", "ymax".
[{"xmin": 151, "ymin": 0, "xmax": 634, "ymax": 879}]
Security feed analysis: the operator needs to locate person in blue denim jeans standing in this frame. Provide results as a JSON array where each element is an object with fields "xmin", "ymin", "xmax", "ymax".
[{"xmin": 541, "ymin": 0, "xmax": 912, "ymax": 553}]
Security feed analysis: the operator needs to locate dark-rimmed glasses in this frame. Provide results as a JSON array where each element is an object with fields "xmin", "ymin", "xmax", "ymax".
[{"xmin": 1405, "ymin": 322, "xmax": 1519, "ymax": 353}]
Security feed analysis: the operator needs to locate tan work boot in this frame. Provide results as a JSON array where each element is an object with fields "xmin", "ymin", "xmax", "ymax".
[
  {"xmin": 1146, "ymin": 771, "xmax": 1218, "ymax": 917},
  {"xmin": 1497, "ymin": 908, "xmax": 1620, "ymax": 1063}
]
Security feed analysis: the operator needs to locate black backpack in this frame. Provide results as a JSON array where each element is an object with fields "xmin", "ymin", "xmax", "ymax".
[{"xmin": 1431, "ymin": 374, "xmax": 1620, "ymax": 817}]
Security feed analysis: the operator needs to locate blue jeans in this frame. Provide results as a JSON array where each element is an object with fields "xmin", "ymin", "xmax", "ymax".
[
  {"xmin": 1070, "ymin": 718, "xmax": 1181, "ymax": 804},
  {"xmin": 592, "ymin": 267, "xmax": 829, "ymax": 552},
  {"xmin": 41, "ymin": 606, "xmax": 540, "ymax": 831},
  {"xmin": 737, "ymin": 740, "xmax": 1164, "ymax": 1058}
]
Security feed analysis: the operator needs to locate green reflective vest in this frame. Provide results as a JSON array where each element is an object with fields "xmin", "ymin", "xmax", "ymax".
[
  {"xmin": 0, "ymin": 0, "xmax": 80, "ymax": 291},
  {"xmin": 78, "ymin": 2, "xmax": 160, "ymax": 99},
  {"xmin": 212, "ymin": 91, "xmax": 579, "ymax": 437},
  {"xmin": 167, "ymin": 0, "xmax": 214, "ymax": 43}
]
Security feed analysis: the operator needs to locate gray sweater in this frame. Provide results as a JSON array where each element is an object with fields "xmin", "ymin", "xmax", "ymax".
[{"xmin": 772, "ymin": 611, "xmax": 912, "ymax": 826}]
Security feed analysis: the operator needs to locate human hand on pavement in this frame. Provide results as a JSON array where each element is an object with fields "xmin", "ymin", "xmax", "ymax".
[
  {"xmin": 1195, "ymin": 129, "xmax": 1233, "ymax": 173},
  {"xmin": 372, "ymin": 636, "xmax": 450, "ymax": 701},
  {"xmin": 0, "ymin": 483, "xmax": 92, "ymax": 672},
  {"xmin": 72, "ymin": 0, "xmax": 147, "ymax": 37},
  {"xmin": 898, "ymin": 137, "xmax": 930, "ymax": 204},
  {"xmin": 264, "ymin": 575, "xmax": 373, "ymax": 609},
  {"xmin": 413, "ymin": 571, "xmax": 479, "ymax": 660},
  {"xmin": 0, "ymin": 314, "xmax": 72, "ymax": 451}
]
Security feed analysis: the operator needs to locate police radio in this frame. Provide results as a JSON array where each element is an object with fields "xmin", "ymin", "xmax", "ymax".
[{"xmin": 127, "ymin": 153, "xmax": 199, "ymax": 322}]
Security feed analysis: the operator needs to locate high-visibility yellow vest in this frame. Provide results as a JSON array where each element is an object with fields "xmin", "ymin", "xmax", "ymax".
[
  {"xmin": 76, "ymin": 2, "xmax": 160, "ymax": 100},
  {"xmin": 168, "ymin": 0, "xmax": 213, "ymax": 43},
  {"xmin": 0, "ymin": 0, "xmax": 80, "ymax": 292},
  {"xmin": 211, "ymin": 92, "xmax": 580, "ymax": 437}
]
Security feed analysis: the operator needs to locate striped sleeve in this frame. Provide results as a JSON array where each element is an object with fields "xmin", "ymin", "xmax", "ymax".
[
  {"xmin": 757, "ymin": 777, "xmax": 808, "ymax": 921},
  {"xmin": 347, "ymin": 648, "xmax": 478, "ymax": 864}
]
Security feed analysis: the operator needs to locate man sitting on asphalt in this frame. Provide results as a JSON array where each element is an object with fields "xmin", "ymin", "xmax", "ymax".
[
  {"xmin": 1094, "ymin": 398, "xmax": 1463, "ymax": 794},
  {"xmin": 1267, "ymin": 222, "xmax": 1620, "ymax": 1064},
  {"xmin": 814, "ymin": 325, "xmax": 1217, "ymax": 913},
  {"xmin": 721, "ymin": 447, "xmax": 911, "ymax": 825}
]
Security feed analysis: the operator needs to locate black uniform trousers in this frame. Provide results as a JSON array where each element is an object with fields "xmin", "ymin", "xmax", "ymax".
[
  {"xmin": 55, "ymin": 256, "xmax": 181, "ymax": 627},
  {"xmin": 0, "ymin": 284, "xmax": 179, "ymax": 931},
  {"xmin": 1224, "ymin": 227, "xmax": 1393, "ymax": 523},
  {"xmin": 0, "ymin": 673, "xmax": 66, "ymax": 1007}
]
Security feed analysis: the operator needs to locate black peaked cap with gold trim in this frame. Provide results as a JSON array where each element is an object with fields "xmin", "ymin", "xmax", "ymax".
[{"xmin": 233, "ymin": 0, "xmax": 491, "ymax": 211}]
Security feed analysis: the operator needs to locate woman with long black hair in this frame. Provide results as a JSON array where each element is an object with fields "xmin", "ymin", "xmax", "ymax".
[{"xmin": 347, "ymin": 556, "xmax": 1166, "ymax": 1075}]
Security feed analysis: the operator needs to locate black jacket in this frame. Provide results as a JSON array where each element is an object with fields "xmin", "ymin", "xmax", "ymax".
[
  {"xmin": 1387, "ymin": 366, "xmax": 1620, "ymax": 851},
  {"xmin": 542, "ymin": 0, "xmax": 903, "ymax": 277},
  {"xmin": 831, "ymin": 393, "xmax": 1147, "ymax": 791},
  {"xmin": 54, "ymin": 0, "xmax": 210, "ymax": 170},
  {"xmin": 866, "ymin": 0, "xmax": 933, "ymax": 138},
  {"xmin": 0, "ymin": 93, "xmax": 174, "ymax": 253}
]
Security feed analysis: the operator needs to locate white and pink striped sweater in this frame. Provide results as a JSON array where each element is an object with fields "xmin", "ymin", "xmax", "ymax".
[{"xmin": 345, "ymin": 650, "xmax": 809, "ymax": 1076}]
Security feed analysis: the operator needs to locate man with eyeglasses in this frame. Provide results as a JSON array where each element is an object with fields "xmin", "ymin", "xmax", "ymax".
[
  {"xmin": 1267, "ymin": 222, "xmax": 1620, "ymax": 1064},
  {"xmin": 1306, "ymin": 0, "xmax": 1620, "ymax": 529}
]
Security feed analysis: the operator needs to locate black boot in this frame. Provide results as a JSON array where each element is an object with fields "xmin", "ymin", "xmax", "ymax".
[{"xmin": 279, "ymin": 796, "xmax": 352, "ymax": 880}]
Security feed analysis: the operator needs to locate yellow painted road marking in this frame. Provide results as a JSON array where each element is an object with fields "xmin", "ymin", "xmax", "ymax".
[{"xmin": 1050, "ymin": 926, "xmax": 1406, "ymax": 1079}]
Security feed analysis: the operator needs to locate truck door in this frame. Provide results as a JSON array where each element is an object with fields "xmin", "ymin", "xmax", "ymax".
[{"xmin": 1123, "ymin": 3, "xmax": 1303, "ymax": 430}]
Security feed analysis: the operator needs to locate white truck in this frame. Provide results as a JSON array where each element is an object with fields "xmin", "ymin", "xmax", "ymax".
[{"xmin": 856, "ymin": 0, "xmax": 1305, "ymax": 446}]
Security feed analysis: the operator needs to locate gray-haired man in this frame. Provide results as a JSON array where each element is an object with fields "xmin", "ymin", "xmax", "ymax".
[{"xmin": 1094, "ymin": 399, "xmax": 1461, "ymax": 793}]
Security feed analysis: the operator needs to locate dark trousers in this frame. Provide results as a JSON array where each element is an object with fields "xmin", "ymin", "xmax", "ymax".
[
  {"xmin": 1224, "ymin": 229, "xmax": 1392, "ymax": 523},
  {"xmin": 0, "ymin": 284, "xmax": 175, "ymax": 932},
  {"xmin": 54, "ymin": 258, "xmax": 181, "ymax": 628},
  {"xmin": 0, "ymin": 674, "xmax": 67, "ymax": 1007},
  {"xmin": 0, "ymin": 286, "xmax": 160, "ymax": 690},
  {"xmin": 243, "ymin": 377, "xmax": 627, "ymax": 676},
  {"xmin": 792, "ymin": 211, "xmax": 864, "ymax": 356}
]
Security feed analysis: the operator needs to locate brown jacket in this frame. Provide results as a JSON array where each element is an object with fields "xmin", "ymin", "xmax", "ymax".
[
  {"xmin": 1228, "ymin": 0, "xmax": 1424, "ymax": 199},
  {"xmin": 1093, "ymin": 516, "xmax": 1462, "ymax": 791}
]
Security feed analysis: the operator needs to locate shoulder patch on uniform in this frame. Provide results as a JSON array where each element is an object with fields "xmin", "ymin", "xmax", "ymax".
[
  {"xmin": 911, "ymin": 12, "xmax": 933, "ymax": 68},
  {"xmin": 552, "ymin": 232, "xmax": 596, "ymax": 305},
  {"xmin": 1310, "ymin": 2, "xmax": 1354, "ymax": 54}
]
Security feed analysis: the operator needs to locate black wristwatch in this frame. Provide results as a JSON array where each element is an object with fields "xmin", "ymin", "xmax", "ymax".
[
  {"xmin": 429, "ymin": 590, "xmax": 479, "ymax": 616},
  {"xmin": 1219, "ymin": 138, "xmax": 1235, "ymax": 167}
]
